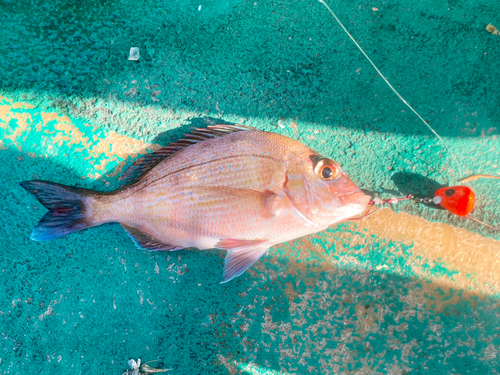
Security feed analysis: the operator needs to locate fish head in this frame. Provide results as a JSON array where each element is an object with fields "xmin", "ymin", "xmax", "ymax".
[{"xmin": 284, "ymin": 154, "xmax": 370, "ymax": 226}]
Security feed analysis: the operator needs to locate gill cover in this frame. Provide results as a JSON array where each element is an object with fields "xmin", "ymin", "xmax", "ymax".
[{"xmin": 283, "ymin": 155, "xmax": 369, "ymax": 226}]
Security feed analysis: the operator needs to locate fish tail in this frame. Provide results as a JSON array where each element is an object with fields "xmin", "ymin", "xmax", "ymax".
[{"xmin": 20, "ymin": 180, "xmax": 99, "ymax": 241}]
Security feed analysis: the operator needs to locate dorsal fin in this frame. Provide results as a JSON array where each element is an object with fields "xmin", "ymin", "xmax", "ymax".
[{"xmin": 119, "ymin": 124, "xmax": 256, "ymax": 186}]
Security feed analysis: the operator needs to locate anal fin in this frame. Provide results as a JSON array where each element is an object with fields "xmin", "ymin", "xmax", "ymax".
[
  {"xmin": 217, "ymin": 238, "xmax": 269, "ymax": 283},
  {"xmin": 121, "ymin": 224, "xmax": 182, "ymax": 251}
]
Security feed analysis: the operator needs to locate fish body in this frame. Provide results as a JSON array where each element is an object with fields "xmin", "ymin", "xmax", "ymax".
[{"xmin": 21, "ymin": 125, "xmax": 369, "ymax": 282}]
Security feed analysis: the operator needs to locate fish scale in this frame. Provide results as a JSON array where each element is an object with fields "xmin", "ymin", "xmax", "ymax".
[{"xmin": 20, "ymin": 125, "xmax": 369, "ymax": 282}]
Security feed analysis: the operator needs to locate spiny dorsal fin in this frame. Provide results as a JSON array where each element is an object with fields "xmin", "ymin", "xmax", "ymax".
[{"xmin": 119, "ymin": 124, "xmax": 256, "ymax": 186}]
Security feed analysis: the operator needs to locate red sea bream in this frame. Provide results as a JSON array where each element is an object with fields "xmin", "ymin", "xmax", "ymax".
[{"xmin": 21, "ymin": 125, "xmax": 370, "ymax": 282}]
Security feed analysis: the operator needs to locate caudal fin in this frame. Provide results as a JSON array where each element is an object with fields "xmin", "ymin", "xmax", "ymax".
[{"xmin": 20, "ymin": 180, "xmax": 97, "ymax": 241}]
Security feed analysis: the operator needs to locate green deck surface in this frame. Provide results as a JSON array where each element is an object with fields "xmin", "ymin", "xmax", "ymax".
[{"xmin": 1, "ymin": 0, "xmax": 500, "ymax": 374}]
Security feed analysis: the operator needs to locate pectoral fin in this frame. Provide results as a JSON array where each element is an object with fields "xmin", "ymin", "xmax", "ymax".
[
  {"xmin": 218, "ymin": 239, "xmax": 269, "ymax": 283},
  {"xmin": 197, "ymin": 186, "xmax": 286, "ymax": 218}
]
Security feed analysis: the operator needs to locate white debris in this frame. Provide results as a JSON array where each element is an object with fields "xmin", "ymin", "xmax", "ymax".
[
  {"xmin": 198, "ymin": 5, "xmax": 201, "ymax": 11},
  {"xmin": 123, "ymin": 358, "xmax": 140, "ymax": 375},
  {"xmin": 123, "ymin": 358, "xmax": 170, "ymax": 374},
  {"xmin": 128, "ymin": 47, "xmax": 140, "ymax": 61}
]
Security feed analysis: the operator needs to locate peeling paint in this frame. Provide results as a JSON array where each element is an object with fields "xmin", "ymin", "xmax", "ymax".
[{"xmin": 0, "ymin": 96, "xmax": 159, "ymax": 181}]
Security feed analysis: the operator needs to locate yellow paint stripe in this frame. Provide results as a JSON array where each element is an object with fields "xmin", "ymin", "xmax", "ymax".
[
  {"xmin": 276, "ymin": 208, "xmax": 500, "ymax": 297},
  {"xmin": 358, "ymin": 209, "xmax": 500, "ymax": 295}
]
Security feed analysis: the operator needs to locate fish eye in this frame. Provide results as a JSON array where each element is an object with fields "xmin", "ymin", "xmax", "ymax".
[{"xmin": 313, "ymin": 158, "xmax": 339, "ymax": 181}]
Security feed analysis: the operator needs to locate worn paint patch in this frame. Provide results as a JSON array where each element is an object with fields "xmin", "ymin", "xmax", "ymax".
[
  {"xmin": 356, "ymin": 209, "xmax": 500, "ymax": 295},
  {"xmin": 214, "ymin": 268, "xmax": 500, "ymax": 374},
  {"xmin": 217, "ymin": 245, "xmax": 500, "ymax": 374},
  {"xmin": 265, "ymin": 220, "xmax": 499, "ymax": 299},
  {"xmin": 0, "ymin": 96, "xmax": 159, "ymax": 182}
]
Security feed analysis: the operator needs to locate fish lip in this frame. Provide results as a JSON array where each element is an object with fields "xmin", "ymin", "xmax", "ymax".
[
  {"xmin": 337, "ymin": 190, "xmax": 369, "ymax": 200},
  {"xmin": 338, "ymin": 191, "xmax": 371, "ymax": 209}
]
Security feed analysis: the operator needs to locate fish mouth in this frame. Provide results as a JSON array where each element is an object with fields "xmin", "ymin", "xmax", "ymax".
[
  {"xmin": 313, "ymin": 190, "xmax": 371, "ymax": 226},
  {"xmin": 338, "ymin": 191, "xmax": 371, "ymax": 213}
]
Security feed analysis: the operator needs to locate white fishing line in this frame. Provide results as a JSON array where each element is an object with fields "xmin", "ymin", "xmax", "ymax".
[{"xmin": 318, "ymin": 0, "xmax": 463, "ymax": 180}]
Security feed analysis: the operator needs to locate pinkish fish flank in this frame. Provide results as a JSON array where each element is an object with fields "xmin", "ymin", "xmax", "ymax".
[{"xmin": 21, "ymin": 125, "xmax": 369, "ymax": 282}]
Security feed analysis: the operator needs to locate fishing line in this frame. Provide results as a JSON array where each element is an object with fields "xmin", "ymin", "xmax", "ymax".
[
  {"xmin": 318, "ymin": 1, "xmax": 500, "ymax": 230},
  {"xmin": 318, "ymin": 0, "xmax": 463, "ymax": 181}
]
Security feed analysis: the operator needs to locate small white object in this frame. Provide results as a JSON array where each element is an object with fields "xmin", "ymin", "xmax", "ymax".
[
  {"xmin": 389, "ymin": 197, "xmax": 398, "ymax": 204},
  {"xmin": 198, "ymin": 5, "xmax": 201, "ymax": 11},
  {"xmin": 128, "ymin": 47, "xmax": 140, "ymax": 61},
  {"xmin": 373, "ymin": 198, "xmax": 382, "ymax": 205},
  {"xmin": 123, "ymin": 358, "xmax": 140, "ymax": 375},
  {"xmin": 433, "ymin": 196, "xmax": 442, "ymax": 204},
  {"xmin": 128, "ymin": 359, "xmax": 140, "ymax": 370}
]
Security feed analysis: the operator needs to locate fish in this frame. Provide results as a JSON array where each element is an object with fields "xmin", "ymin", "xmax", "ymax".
[{"xmin": 20, "ymin": 125, "xmax": 370, "ymax": 283}]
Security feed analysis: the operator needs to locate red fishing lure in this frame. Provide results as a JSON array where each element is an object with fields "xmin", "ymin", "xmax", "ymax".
[
  {"xmin": 318, "ymin": 2, "xmax": 497, "ymax": 230},
  {"xmin": 361, "ymin": 176, "xmax": 497, "ymax": 230},
  {"xmin": 433, "ymin": 186, "xmax": 475, "ymax": 217}
]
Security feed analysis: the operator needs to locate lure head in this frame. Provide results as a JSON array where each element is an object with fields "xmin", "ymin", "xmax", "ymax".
[{"xmin": 435, "ymin": 186, "xmax": 475, "ymax": 216}]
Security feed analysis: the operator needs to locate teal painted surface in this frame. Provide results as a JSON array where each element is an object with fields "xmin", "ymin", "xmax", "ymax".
[
  {"xmin": 2, "ymin": 0, "xmax": 499, "ymax": 231},
  {"xmin": 1, "ymin": 0, "xmax": 500, "ymax": 374}
]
